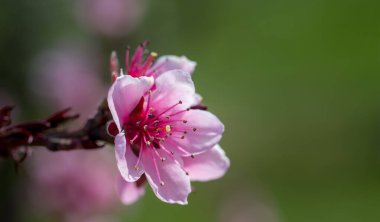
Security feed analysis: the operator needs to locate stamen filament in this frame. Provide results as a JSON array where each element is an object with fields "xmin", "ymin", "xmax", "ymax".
[
  {"xmin": 165, "ymin": 139, "xmax": 192, "ymax": 156},
  {"xmin": 168, "ymin": 109, "xmax": 189, "ymax": 118},
  {"xmin": 145, "ymin": 101, "xmax": 182, "ymax": 124},
  {"xmin": 134, "ymin": 139, "xmax": 144, "ymax": 170},
  {"xmin": 150, "ymin": 149, "xmax": 164, "ymax": 186},
  {"xmin": 140, "ymin": 52, "xmax": 157, "ymax": 75},
  {"xmin": 130, "ymin": 132, "xmax": 139, "ymax": 144}
]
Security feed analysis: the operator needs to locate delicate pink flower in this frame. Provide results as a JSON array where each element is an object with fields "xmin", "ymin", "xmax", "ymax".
[
  {"xmin": 28, "ymin": 149, "xmax": 119, "ymax": 220},
  {"xmin": 108, "ymin": 70, "xmax": 226, "ymax": 204},
  {"xmin": 75, "ymin": 0, "xmax": 145, "ymax": 37},
  {"xmin": 111, "ymin": 43, "xmax": 196, "ymax": 79},
  {"xmin": 31, "ymin": 43, "xmax": 106, "ymax": 125}
]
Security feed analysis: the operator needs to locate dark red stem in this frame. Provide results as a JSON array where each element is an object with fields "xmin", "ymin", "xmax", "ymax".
[{"xmin": 0, "ymin": 99, "xmax": 114, "ymax": 162}]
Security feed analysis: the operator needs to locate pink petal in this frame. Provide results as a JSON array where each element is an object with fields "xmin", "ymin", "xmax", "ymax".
[
  {"xmin": 107, "ymin": 75, "xmax": 153, "ymax": 130},
  {"xmin": 150, "ymin": 55, "xmax": 196, "ymax": 77},
  {"xmin": 115, "ymin": 133, "xmax": 144, "ymax": 182},
  {"xmin": 117, "ymin": 175, "xmax": 145, "ymax": 205},
  {"xmin": 167, "ymin": 109, "xmax": 224, "ymax": 155},
  {"xmin": 183, "ymin": 145, "xmax": 230, "ymax": 181},
  {"xmin": 193, "ymin": 93, "xmax": 203, "ymax": 106},
  {"xmin": 142, "ymin": 148, "xmax": 191, "ymax": 205},
  {"xmin": 151, "ymin": 70, "xmax": 197, "ymax": 111}
]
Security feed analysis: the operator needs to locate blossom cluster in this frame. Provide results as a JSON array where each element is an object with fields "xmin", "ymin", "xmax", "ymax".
[{"xmin": 108, "ymin": 43, "xmax": 230, "ymax": 205}]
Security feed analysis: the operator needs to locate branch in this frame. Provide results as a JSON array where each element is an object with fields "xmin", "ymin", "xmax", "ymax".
[{"xmin": 0, "ymin": 99, "xmax": 114, "ymax": 161}]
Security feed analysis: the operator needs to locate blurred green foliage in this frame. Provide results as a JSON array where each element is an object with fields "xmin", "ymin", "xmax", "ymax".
[{"xmin": 1, "ymin": 0, "xmax": 380, "ymax": 221}]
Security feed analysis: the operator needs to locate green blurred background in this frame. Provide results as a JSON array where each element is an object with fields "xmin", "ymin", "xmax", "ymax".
[{"xmin": 1, "ymin": 0, "xmax": 380, "ymax": 221}]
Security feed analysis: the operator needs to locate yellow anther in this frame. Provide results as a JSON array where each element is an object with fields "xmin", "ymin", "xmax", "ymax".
[{"xmin": 165, "ymin": 125, "xmax": 171, "ymax": 133}]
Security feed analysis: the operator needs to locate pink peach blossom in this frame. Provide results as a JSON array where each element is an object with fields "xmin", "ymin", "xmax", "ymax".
[
  {"xmin": 31, "ymin": 43, "xmax": 106, "ymax": 125},
  {"xmin": 28, "ymin": 149, "xmax": 119, "ymax": 220},
  {"xmin": 108, "ymin": 70, "xmax": 226, "ymax": 204},
  {"xmin": 75, "ymin": 0, "xmax": 145, "ymax": 37},
  {"xmin": 112, "ymin": 43, "xmax": 196, "ymax": 79}
]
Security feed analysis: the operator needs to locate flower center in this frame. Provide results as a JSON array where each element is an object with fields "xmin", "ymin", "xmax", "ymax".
[{"xmin": 123, "ymin": 93, "xmax": 196, "ymax": 185}]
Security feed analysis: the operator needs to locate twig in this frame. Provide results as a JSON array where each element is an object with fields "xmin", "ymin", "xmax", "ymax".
[{"xmin": 0, "ymin": 99, "xmax": 114, "ymax": 162}]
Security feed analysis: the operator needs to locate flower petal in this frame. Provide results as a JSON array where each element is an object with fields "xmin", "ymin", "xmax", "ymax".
[
  {"xmin": 117, "ymin": 175, "xmax": 145, "ymax": 205},
  {"xmin": 142, "ymin": 148, "xmax": 191, "ymax": 205},
  {"xmin": 151, "ymin": 70, "xmax": 197, "ymax": 111},
  {"xmin": 183, "ymin": 145, "xmax": 230, "ymax": 181},
  {"xmin": 193, "ymin": 93, "xmax": 203, "ymax": 106},
  {"xmin": 108, "ymin": 75, "xmax": 153, "ymax": 130},
  {"xmin": 167, "ymin": 109, "xmax": 224, "ymax": 155},
  {"xmin": 150, "ymin": 55, "xmax": 196, "ymax": 77},
  {"xmin": 115, "ymin": 133, "xmax": 144, "ymax": 182}
]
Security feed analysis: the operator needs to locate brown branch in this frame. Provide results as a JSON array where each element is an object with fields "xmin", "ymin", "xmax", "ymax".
[{"xmin": 0, "ymin": 99, "xmax": 114, "ymax": 161}]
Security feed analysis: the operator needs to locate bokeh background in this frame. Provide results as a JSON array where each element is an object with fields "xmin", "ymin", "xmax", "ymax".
[{"xmin": 1, "ymin": 0, "xmax": 380, "ymax": 221}]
